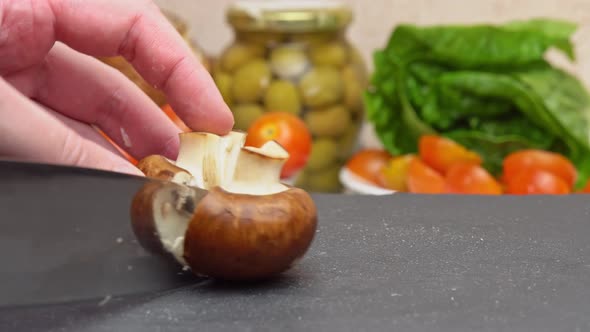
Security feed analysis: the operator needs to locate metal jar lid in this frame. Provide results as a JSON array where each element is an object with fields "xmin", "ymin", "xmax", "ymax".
[{"xmin": 226, "ymin": 0, "xmax": 353, "ymax": 32}]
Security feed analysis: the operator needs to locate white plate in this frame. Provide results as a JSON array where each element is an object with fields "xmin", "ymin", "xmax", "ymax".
[{"xmin": 339, "ymin": 167, "xmax": 396, "ymax": 195}]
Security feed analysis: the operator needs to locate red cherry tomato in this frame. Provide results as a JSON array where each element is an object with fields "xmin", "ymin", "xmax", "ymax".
[
  {"xmin": 419, "ymin": 135, "xmax": 482, "ymax": 174},
  {"xmin": 346, "ymin": 149, "xmax": 393, "ymax": 185},
  {"xmin": 245, "ymin": 112, "xmax": 312, "ymax": 179},
  {"xmin": 505, "ymin": 169, "xmax": 570, "ymax": 195},
  {"xmin": 445, "ymin": 163, "xmax": 502, "ymax": 195},
  {"xmin": 407, "ymin": 158, "xmax": 446, "ymax": 194},
  {"xmin": 503, "ymin": 149, "xmax": 577, "ymax": 188}
]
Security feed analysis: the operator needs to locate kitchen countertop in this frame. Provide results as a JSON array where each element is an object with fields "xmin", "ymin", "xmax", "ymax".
[{"xmin": 2, "ymin": 188, "xmax": 590, "ymax": 332}]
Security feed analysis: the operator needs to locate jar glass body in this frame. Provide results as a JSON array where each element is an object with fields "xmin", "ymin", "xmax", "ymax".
[{"xmin": 213, "ymin": 16, "xmax": 368, "ymax": 193}]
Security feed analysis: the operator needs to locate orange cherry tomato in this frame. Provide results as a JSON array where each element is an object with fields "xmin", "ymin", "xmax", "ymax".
[
  {"xmin": 378, "ymin": 154, "xmax": 416, "ymax": 191},
  {"xmin": 162, "ymin": 104, "xmax": 191, "ymax": 132},
  {"xmin": 346, "ymin": 149, "xmax": 393, "ymax": 185},
  {"xmin": 445, "ymin": 163, "xmax": 502, "ymax": 195},
  {"xmin": 407, "ymin": 158, "xmax": 446, "ymax": 194},
  {"xmin": 245, "ymin": 112, "xmax": 312, "ymax": 179},
  {"xmin": 419, "ymin": 135, "xmax": 482, "ymax": 174},
  {"xmin": 503, "ymin": 149, "xmax": 577, "ymax": 188},
  {"xmin": 505, "ymin": 169, "xmax": 570, "ymax": 195}
]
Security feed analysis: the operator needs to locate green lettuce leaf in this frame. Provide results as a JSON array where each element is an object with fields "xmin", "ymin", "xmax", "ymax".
[
  {"xmin": 365, "ymin": 18, "xmax": 590, "ymax": 188},
  {"xmin": 384, "ymin": 18, "xmax": 577, "ymax": 68}
]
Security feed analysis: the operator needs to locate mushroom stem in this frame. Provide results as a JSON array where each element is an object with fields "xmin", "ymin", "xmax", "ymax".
[
  {"xmin": 175, "ymin": 132, "xmax": 215, "ymax": 188},
  {"xmin": 226, "ymin": 141, "xmax": 289, "ymax": 195},
  {"xmin": 175, "ymin": 131, "xmax": 247, "ymax": 189},
  {"xmin": 173, "ymin": 131, "xmax": 288, "ymax": 195}
]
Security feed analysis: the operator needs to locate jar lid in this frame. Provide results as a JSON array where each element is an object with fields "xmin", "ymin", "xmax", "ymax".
[{"xmin": 227, "ymin": 0, "xmax": 353, "ymax": 32}]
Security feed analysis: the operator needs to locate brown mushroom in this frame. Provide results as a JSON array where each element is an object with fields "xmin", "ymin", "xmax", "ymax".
[{"xmin": 129, "ymin": 131, "xmax": 318, "ymax": 281}]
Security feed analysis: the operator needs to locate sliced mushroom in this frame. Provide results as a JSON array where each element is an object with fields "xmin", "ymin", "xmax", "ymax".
[{"xmin": 130, "ymin": 131, "xmax": 318, "ymax": 281}]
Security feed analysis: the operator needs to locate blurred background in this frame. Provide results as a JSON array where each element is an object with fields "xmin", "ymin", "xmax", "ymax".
[
  {"xmin": 154, "ymin": 0, "xmax": 590, "ymax": 151},
  {"xmin": 153, "ymin": 0, "xmax": 590, "ymax": 85},
  {"xmin": 104, "ymin": 0, "xmax": 590, "ymax": 195}
]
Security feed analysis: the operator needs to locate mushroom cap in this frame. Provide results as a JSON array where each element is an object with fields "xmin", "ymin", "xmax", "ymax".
[
  {"xmin": 130, "ymin": 181, "xmax": 171, "ymax": 257},
  {"xmin": 137, "ymin": 155, "xmax": 192, "ymax": 184},
  {"xmin": 183, "ymin": 186, "xmax": 318, "ymax": 281}
]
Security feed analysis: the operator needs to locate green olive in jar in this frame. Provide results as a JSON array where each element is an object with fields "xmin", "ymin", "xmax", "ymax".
[
  {"xmin": 231, "ymin": 104, "xmax": 265, "ymax": 131},
  {"xmin": 304, "ymin": 164, "xmax": 342, "ymax": 193},
  {"xmin": 309, "ymin": 42, "xmax": 348, "ymax": 68},
  {"xmin": 220, "ymin": 43, "xmax": 265, "ymax": 73},
  {"xmin": 299, "ymin": 66, "xmax": 344, "ymax": 108},
  {"xmin": 263, "ymin": 80, "xmax": 302, "ymax": 115},
  {"xmin": 341, "ymin": 65, "xmax": 364, "ymax": 113},
  {"xmin": 304, "ymin": 104, "xmax": 351, "ymax": 138},
  {"xmin": 269, "ymin": 46, "xmax": 309, "ymax": 80},
  {"xmin": 213, "ymin": 72, "xmax": 233, "ymax": 106},
  {"xmin": 231, "ymin": 59, "xmax": 272, "ymax": 103},
  {"xmin": 307, "ymin": 138, "xmax": 338, "ymax": 171},
  {"xmin": 349, "ymin": 47, "xmax": 368, "ymax": 77},
  {"xmin": 336, "ymin": 122, "xmax": 360, "ymax": 159},
  {"xmin": 293, "ymin": 171, "xmax": 308, "ymax": 188}
]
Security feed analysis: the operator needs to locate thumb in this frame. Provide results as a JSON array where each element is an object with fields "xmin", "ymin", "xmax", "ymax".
[{"xmin": 0, "ymin": 77, "xmax": 143, "ymax": 176}]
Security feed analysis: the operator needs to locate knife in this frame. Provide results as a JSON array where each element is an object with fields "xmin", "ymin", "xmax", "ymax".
[{"xmin": 0, "ymin": 160, "xmax": 206, "ymax": 308}]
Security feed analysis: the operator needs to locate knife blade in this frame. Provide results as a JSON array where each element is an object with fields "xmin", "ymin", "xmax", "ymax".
[{"xmin": 0, "ymin": 160, "xmax": 206, "ymax": 308}]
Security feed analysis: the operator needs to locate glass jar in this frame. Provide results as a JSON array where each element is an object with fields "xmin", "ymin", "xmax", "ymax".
[
  {"xmin": 213, "ymin": 0, "xmax": 368, "ymax": 193},
  {"xmin": 98, "ymin": 9, "xmax": 211, "ymax": 107}
]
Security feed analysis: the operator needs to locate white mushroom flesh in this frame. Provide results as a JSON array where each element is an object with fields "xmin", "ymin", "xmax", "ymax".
[
  {"xmin": 151, "ymin": 184, "xmax": 196, "ymax": 266},
  {"xmin": 175, "ymin": 132, "xmax": 216, "ymax": 188},
  {"xmin": 149, "ymin": 131, "xmax": 291, "ymax": 268},
  {"xmin": 172, "ymin": 131, "xmax": 288, "ymax": 195}
]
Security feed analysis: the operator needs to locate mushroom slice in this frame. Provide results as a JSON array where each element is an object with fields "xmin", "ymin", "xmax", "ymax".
[
  {"xmin": 175, "ymin": 132, "xmax": 218, "ymax": 188},
  {"xmin": 130, "ymin": 181, "xmax": 204, "ymax": 265}
]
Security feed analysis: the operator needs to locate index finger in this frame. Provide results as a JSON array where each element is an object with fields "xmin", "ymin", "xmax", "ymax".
[{"xmin": 48, "ymin": 0, "xmax": 234, "ymax": 134}]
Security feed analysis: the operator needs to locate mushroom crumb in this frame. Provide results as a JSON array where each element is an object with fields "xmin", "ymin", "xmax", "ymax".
[{"xmin": 97, "ymin": 295, "xmax": 112, "ymax": 306}]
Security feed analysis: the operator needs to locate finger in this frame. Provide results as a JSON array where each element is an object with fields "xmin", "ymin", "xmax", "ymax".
[
  {"xmin": 0, "ymin": 77, "xmax": 143, "ymax": 176},
  {"xmin": 0, "ymin": 0, "xmax": 234, "ymax": 134},
  {"xmin": 5, "ymin": 42, "xmax": 183, "ymax": 160}
]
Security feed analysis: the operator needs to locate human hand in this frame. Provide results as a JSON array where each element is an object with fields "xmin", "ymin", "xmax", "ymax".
[{"xmin": 0, "ymin": 0, "xmax": 234, "ymax": 175}]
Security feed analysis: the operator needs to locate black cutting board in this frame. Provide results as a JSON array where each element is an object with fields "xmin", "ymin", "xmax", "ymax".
[{"xmin": 1, "ymin": 162, "xmax": 590, "ymax": 331}]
